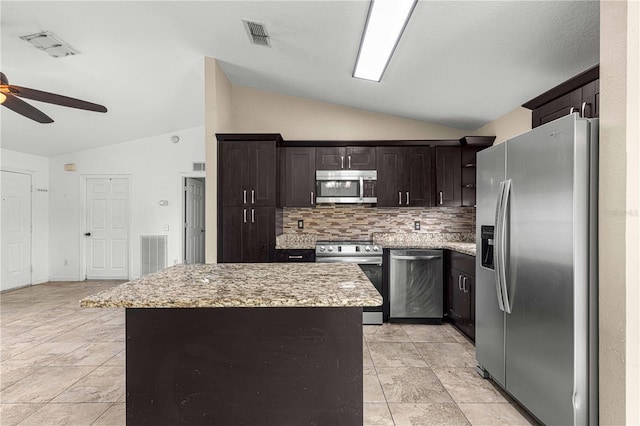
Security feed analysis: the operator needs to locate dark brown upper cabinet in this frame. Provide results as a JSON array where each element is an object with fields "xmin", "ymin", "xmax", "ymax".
[
  {"xmin": 376, "ymin": 146, "xmax": 434, "ymax": 207},
  {"xmin": 283, "ymin": 147, "xmax": 316, "ymax": 207},
  {"xmin": 316, "ymin": 146, "xmax": 376, "ymax": 170},
  {"xmin": 435, "ymin": 147, "xmax": 461, "ymax": 207},
  {"xmin": 219, "ymin": 138, "xmax": 277, "ymax": 207},
  {"xmin": 524, "ymin": 65, "xmax": 599, "ymax": 128}
]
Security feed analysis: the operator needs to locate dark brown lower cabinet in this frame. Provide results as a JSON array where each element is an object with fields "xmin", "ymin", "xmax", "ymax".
[
  {"xmin": 447, "ymin": 251, "xmax": 475, "ymax": 341},
  {"xmin": 220, "ymin": 207, "xmax": 275, "ymax": 262}
]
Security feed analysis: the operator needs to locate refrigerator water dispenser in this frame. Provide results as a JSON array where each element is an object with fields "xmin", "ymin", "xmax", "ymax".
[{"xmin": 481, "ymin": 225, "xmax": 494, "ymax": 269}]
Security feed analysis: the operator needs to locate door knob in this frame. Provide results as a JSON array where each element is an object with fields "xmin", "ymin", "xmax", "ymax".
[{"xmin": 84, "ymin": 232, "xmax": 91, "ymax": 236}]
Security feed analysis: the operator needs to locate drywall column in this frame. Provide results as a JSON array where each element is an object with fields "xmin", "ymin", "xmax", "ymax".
[
  {"xmin": 204, "ymin": 57, "xmax": 232, "ymax": 263},
  {"xmin": 599, "ymin": 1, "xmax": 640, "ymax": 424}
]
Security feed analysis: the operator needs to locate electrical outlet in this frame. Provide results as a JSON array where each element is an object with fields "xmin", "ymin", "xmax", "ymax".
[
  {"xmin": 414, "ymin": 221, "xmax": 421, "ymax": 230},
  {"xmin": 298, "ymin": 219, "xmax": 304, "ymax": 229}
]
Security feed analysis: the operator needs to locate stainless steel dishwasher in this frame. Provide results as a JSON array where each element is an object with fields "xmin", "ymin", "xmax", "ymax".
[{"xmin": 389, "ymin": 249, "xmax": 443, "ymax": 323}]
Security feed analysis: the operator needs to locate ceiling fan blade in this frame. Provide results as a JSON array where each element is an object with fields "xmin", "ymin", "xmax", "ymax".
[
  {"xmin": 1, "ymin": 92, "xmax": 54, "ymax": 123},
  {"xmin": 0, "ymin": 72, "xmax": 8, "ymax": 85},
  {"xmin": 9, "ymin": 85, "xmax": 107, "ymax": 113}
]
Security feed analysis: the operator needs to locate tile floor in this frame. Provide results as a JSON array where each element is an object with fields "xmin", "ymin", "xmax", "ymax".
[{"xmin": 1, "ymin": 280, "xmax": 538, "ymax": 425}]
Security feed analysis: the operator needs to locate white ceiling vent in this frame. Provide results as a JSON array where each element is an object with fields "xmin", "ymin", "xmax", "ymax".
[
  {"xmin": 20, "ymin": 31, "xmax": 80, "ymax": 58},
  {"xmin": 243, "ymin": 20, "xmax": 271, "ymax": 47},
  {"xmin": 193, "ymin": 162, "xmax": 205, "ymax": 172}
]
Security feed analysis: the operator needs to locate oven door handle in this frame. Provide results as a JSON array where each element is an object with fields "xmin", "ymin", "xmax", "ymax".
[
  {"xmin": 390, "ymin": 254, "xmax": 441, "ymax": 261},
  {"xmin": 316, "ymin": 257, "xmax": 382, "ymax": 265}
]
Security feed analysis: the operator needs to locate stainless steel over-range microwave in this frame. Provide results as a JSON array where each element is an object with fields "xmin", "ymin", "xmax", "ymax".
[{"xmin": 315, "ymin": 170, "xmax": 377, "ymax": 204}]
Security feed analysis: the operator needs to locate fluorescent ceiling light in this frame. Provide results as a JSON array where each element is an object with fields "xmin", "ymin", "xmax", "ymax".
[{"xmin": 353, "ymin": 0, "xmax": 417, "ymax": 82}]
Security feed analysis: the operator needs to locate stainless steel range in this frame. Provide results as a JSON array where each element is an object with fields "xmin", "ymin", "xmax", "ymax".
[{"xmin": 315, "ymin": 241, "xmax": 383, "ymax": 325}]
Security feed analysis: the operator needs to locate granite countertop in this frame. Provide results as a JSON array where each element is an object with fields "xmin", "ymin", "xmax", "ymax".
[
  {"xmin": 80, "ymin": 263, "xmax": 382, "ymax": 309},
  {"xmin": 276, "ymin": 233, "xmax": 476, "ymax": 256}
]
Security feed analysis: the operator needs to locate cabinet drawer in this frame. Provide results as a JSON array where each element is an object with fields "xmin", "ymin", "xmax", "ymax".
[
  {"xmin": 450, "ymin": 251, "xmax": 475, "ymax": 276},
  {"xmin": 274, "ymin": 249, "xmax": 316, "ymax": 262}
]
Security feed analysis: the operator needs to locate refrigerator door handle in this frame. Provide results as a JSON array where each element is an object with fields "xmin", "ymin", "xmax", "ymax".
[
  {"xmin": 494, "ymin": 181, "xmax": 506, "ymax": 312},
  {"xmin": 499, "ymin": 179, "xmax": 512, "ymax": 314}
]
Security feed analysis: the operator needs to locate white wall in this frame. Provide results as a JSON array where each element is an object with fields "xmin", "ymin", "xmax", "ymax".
[
  {"xmin": 48, "ymin": 126, "xmax": 205, "ymax": 281},
  {"xmin": 0, "ymin": 149, "xmax": 50, "ymax": 284}
]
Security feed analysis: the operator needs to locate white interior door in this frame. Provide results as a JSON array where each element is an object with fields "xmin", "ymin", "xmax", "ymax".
[
  {"xmin": 85, "ymin": 177, "xmax": 129, "ymax": 279},
  {"xmin": 1, "ymin": 171, "xmax": 32, "ymax": 290},
  {"xmin": 185, "ymin": 178, "xmax": 205, "ymax": 264}
]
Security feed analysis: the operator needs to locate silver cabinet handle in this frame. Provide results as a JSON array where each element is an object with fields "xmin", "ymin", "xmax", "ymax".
[
  {"xmin": 243, "ymin": 208, "xmax": 247, "ymax": 223},
  {"xmin": 243, "ymin": 190, "xmax": 247, "ymax": 204},
  {"xmin": 398, "ymin": 192, "xmax": 402, "ymax": 205},
  {"xmin": 581, "ymin": 101, "xmax": 590, "ymax": 118},
  {"xmin": 463, "ymin": 276, "xmax": 469, "ymax": 293},
  {"xmin": 251, "ymin": 209, "xmax": 255, "ymax": 223},
  {"xmin": 360, "ymin": 177, "xmax": 365, "ymax": 201},
  {"xmin": 406, "ymin": 192, "xmax": 410, "ymax": 205},
  {"xmin": 288, "ymin": 255, "xmax": 303, "ymax": 259},
  {"xmin": 348, "ymin": 155, "xmax": 352, "ymax": 169},
  {"xmin": 251, "ymin": 189, "xmax": 255, "ymax": 204},
  {"xmin": 340, "ymin": 156, "xmax": 344, "ymax": 169},
  {"xmin": 439, "ymin": 191, "xmax": 443, "ymax": 205},
  {"xmin": 458, "ymin": 275, "xmax": 463, "ymax": 291},
  {"xmin": 569, "ymin": 106, "xmax": 576, "ymax": 114},
  {"xmin": 310, "ymin": 191, "xmax": 314, "ymax": 205}
]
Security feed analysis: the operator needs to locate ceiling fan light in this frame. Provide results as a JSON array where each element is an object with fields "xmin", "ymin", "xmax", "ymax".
[
  {"xmin": 20, "ymin": 31, "xmax": 80, "ymax": 58},
  {"xmin": 0, "ymin": 92, "xmax": 6, "ymax": 104},
  {"xmin": 353, "ymin": 0, "xmax": 417, "ymax": 82}
]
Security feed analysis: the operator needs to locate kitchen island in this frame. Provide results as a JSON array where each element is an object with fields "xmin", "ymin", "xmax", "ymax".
[{"xmin": 81, "ymin": 263, "xmax": 382, "ymax": 426}]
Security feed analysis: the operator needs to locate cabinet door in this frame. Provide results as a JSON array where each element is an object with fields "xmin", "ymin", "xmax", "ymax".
[
  {"xmin": 462, "ymin": 273, "xmax": 475, "ymax": 341},
  {"xmin": 345, "ymin": 146, "xmax": 376, "ymax": 170},
  {"xmin": 316, "ymin": 147, "xmax": 345, "ymax": 170},
  {"xmin": 449, "ymin": 267, "xmax": 471, "ymax": 337},
  {"xmin": 220, "ymin": 206, "xmax": 246, "ymax": 262},
  {"xmin": 532, "ymin": 88, "xmax": 582, "ymax": 128},
  {"xmin": 248, "ymin": 207, "xmax": 275, "ymax": 262},
  {"xmin": 219, "ymin": 142, "xmax": 250, "ymax": 207},
  {"xmin": 284, "ymin": 147, "xmax": 316, "ymax": 207},
  {"xmin": 376, "ymin": 147, "xmax": 404, "ymax": 207},
  {"xmin": 435, "ymin": 147, "xmax": 461, "ymax": 207},
  {"xmin": 249, "ymin": 141, "xmax": 277, "ymax": 206},
  {"xmin": 405, "ymin": 147, "xmax": 434, "ymax": 207}
]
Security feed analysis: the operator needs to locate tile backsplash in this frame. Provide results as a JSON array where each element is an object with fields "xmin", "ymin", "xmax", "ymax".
[{"xmin": 281, "ymin": 205, "xmax": 475, "ymax": 240}]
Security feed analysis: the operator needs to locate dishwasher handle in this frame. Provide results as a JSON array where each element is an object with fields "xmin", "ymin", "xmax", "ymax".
[{"xmin": 390, "ymin": 254, "xmax": 442, "ymax": 261}]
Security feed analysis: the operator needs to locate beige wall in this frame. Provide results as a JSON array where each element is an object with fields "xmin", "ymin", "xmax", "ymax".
[
  {"xmin": 204, "ymin": 58, "xmax": 232, "ymax": 263},
  {"xmin": 473, "ymin": 106, "xmax": 531, "ymax": 145},
  {"xmin": 230, "ymin": 85, "xmax": 468, "ymax": 140},
  {"xmin": 600, "ymin": 1, "xmax": 640, "ymax": 424}
]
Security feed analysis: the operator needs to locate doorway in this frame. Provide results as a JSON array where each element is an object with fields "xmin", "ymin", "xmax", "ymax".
[
  {"xmin": 184, "ymin": 177, "xmax": 205, "ymax": 264},
  {"xmin": 83, "ymin": 177, "xmax": 130, "ymax": 279},
  {"xmin": 1, "ymin": 170, "xmax": 32, "ymax": 291}
]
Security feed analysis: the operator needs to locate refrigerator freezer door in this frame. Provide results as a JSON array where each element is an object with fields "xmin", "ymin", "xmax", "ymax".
[
  {"xmin": 475, "ymin": 142, "xmax": 506, "ymax": 387},
  {"xmin": 504, "ymin": 114, "xmax": 590, "ymax": 426}
]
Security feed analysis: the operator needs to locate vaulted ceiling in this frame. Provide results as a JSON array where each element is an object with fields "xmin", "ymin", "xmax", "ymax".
[{"xmin": 1, "ymin": 1, "xmax": 599, "ymax": 157}]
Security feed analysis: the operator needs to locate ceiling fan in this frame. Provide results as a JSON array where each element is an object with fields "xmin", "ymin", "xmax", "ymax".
[{"xmin": 0, "ymin": 72, "xmax": 107, "ymax": 123}]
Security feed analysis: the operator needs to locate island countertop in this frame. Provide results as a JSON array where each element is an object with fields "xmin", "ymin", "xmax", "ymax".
[{"xmin": 80, "ymin": 263, "xmax": 383, "ymax": 309}]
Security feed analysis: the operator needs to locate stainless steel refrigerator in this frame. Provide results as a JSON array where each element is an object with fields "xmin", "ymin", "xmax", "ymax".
[{"xmin": 475, "ymin": 113, "xmax": 598, "ymax": 425}]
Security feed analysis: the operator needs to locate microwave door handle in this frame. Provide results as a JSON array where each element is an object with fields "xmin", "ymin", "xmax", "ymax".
[
  {"xmin": 341, "ymin": 156, "xmax": 344, "ymax": 169},
  {"xmin": 360, "ymin": 177, "xmax": 364, "ymax": 201}
]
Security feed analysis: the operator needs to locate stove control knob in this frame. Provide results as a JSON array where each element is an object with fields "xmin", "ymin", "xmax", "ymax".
[
  {"xmin": 327, "ymin": 246, "xmax": 334, "ymax": 252},
  {"xmin": 365, "ymin": 246, "xmax": 371, "ymax": 252},
  {"xmin": 319, "ymin": 246, "xmax": 325, "ymax": 252},
  {"xmin": 373, "ymin": 245, "xmax": 379, "ymax": 252}
]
